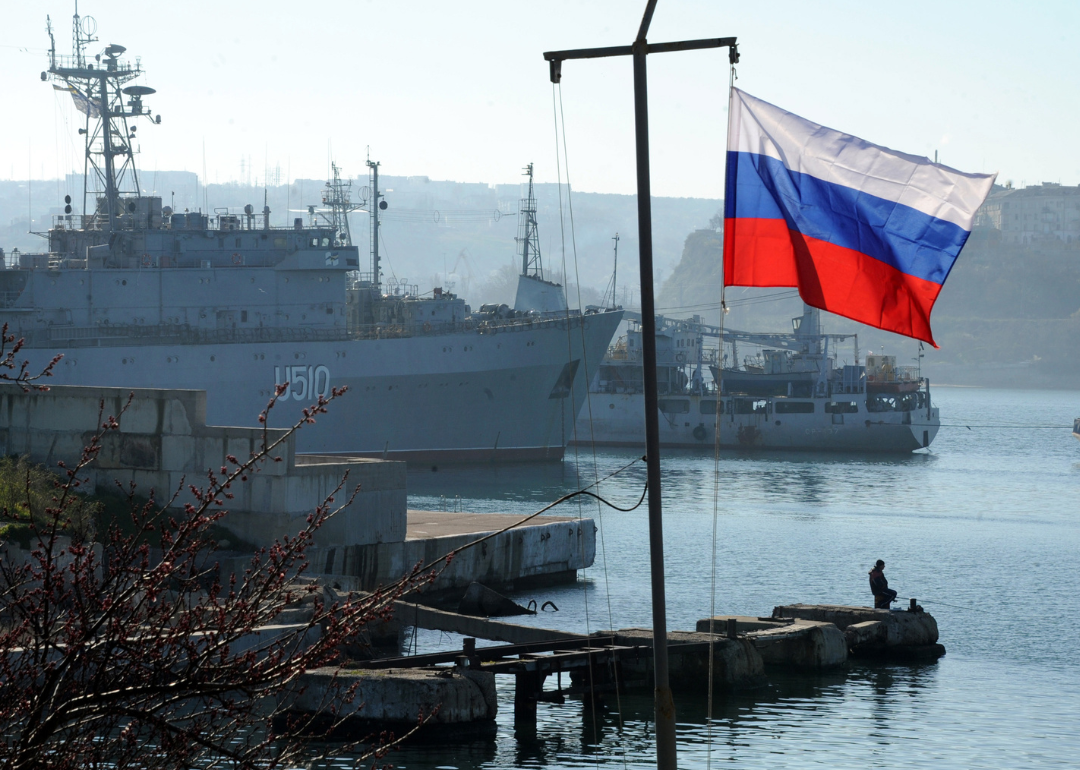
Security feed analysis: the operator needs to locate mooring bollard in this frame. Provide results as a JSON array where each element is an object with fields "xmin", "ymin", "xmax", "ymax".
[
  {"xmin": 462, "ymin": 637, "xmax": 480, "ymax": 668},
  {"xmin": 726, "ymin": 617, "xmax": 738, "ymax": 639}
]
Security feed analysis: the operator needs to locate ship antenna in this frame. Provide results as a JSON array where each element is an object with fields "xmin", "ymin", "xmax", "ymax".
[
  {"xmin": 604, "ymin": 232, "xmax": 620, "ymax": 309},
  {"xmin": 44, "ymin": 9, "xmax": 158, "ymax": 232},
  {"xmin": 366, "ymin": 157, "xmax": 383, "ymax": 292},
  {"xmin": 321, "ymin": 161, "xmax": 362, "ymax": 248},
  {"xmin": 46, "ymin": 16, "xmax": 56, "ymax": 70},
  {"xmin": 517, "ymin": 162, "xmax": 543, "ymax": 279}
]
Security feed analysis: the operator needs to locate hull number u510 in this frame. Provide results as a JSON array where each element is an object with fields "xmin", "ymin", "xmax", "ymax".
[{"xmin": 274, "ymin": 365, "xmax": 331, "ymax": 400}]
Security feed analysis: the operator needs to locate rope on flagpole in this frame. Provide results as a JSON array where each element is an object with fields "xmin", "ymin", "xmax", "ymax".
[{"xmin": 706, "ymin": 57, "xmax": 739, "ymax": 770}]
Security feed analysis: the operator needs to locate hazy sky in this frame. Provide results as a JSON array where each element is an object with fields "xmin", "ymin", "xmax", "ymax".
[{"xmin": 2, "ymin": 1, "xmax": 1077, "ymax": 199}]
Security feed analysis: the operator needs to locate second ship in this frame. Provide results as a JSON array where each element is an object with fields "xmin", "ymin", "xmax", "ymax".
[{"xmin": 574, "ymin": 305, "xmax": 940, "ymax": 452}]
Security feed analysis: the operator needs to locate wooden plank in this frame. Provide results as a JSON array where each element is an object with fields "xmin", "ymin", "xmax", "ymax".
[{"xmin": 393, "ymin": 600, "xmax": 587, "ymax": 645}]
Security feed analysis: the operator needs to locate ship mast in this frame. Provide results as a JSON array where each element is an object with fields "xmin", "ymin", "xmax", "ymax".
[
  {"xmin": 366, "ymin": 158, "xmax": 383, "ymax": 292},
  {"xmin": 321, "ymin": 162, "xmax": 363, "ymax": 247},
  {"xmin": 517, "ymin": 163, "xmax": 544, "ymax": 279},
  {"xmin": 604, "ymin": 232, "xmax": 620, "ymax": 309},
  {"xmin": 44, "ymin": 5, "xmax": 160, "ymax": 231}
]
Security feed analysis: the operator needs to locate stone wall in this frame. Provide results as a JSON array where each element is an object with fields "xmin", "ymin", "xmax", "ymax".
[{"xmin": 0, "ymin": 384, "xmax": 406, "ymax": 549}]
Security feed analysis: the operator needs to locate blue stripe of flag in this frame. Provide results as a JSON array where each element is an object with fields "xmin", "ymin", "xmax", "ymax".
[{"xmin": 724, "ymin": 151, "xmax": 971, "ymax": 286}]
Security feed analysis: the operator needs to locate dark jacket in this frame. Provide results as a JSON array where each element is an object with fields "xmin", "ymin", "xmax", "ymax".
[{"xmin": 869, "ymin": 567, "xmax": 889, "ymax": 596}]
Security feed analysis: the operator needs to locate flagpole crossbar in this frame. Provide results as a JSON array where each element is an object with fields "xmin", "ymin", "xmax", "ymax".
[{"xmin": 544, "ymin": 38, "xmax": 738, "ymax": 83}]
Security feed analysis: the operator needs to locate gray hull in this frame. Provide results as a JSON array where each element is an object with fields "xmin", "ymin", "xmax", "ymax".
[
  {"xmin": 573, "ymin": 392, "xmax": 940, "ymax": 453},
  {"xmin": 23, "ymin": 312, "xmax": 622, "ymax": 461}
]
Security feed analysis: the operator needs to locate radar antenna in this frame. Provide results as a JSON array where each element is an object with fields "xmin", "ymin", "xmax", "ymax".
[{"xmin": 43, "ymin": 4, "xmax": 159, "ymax": 231}]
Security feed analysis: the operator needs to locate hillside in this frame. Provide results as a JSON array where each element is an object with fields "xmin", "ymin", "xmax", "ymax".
[{"xmin": 657, "ymin": 228, "xmax": 1080, "ymax": 388}]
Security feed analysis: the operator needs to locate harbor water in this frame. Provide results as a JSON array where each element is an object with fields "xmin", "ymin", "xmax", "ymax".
[{"xmin": 340, "ymin": 386, "xmax": 1080, "ymax": 768}]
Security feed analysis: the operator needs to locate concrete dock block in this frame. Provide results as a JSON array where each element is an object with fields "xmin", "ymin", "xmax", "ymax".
[
  {"xmin": 772, "ymin": 603, "xmax": 944, "ymax": 659},
  {"xmin": 696, "ymin": 615, "xmax": 848, "ymax": 669},
  {"xmin": 845, "ymin": 620, "xmax": 887, "ymax": 648},
  {"xmin": 748, "ymin": 621, "xmax": 848, "ymax": 669},
  {"xmin": 695, "ymin": 616, "xmax": 790, "ymax": 634},
  {"xmin": 320, "ymin": 511, "xmax": 595, "ymax": 595},
  {"xmin": 609, "ymin": 628, "xmax": 766, "ymax": 690},
  {"xmin": 285, "ymin": 666, "xmax": 497, "ymax": 737}
]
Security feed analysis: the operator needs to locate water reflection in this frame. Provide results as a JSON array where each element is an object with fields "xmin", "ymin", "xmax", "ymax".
[
  {"xmin": 350, "ymin": 660, "xmax": 957, "ymax": 770},
  {"xmin": 407, "ymin": 446, "xmax": 942, "ymax": 520},
  {"xmin": 387, "ymin": 388, "xmax": 1080, "ymax": 768}
]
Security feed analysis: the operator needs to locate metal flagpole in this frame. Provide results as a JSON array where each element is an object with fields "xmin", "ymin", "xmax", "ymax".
[
  {"xmin": 630, "ymin": 13, "xmax": 678, "ymax": 769},
  {"xmin": 544, "ymin": 3, "xmax": 738, "ymax": 768}
]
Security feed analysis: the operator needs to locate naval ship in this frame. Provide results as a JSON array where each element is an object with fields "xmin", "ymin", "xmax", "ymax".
[
  {"xmin": 573, "ymin": 305, "xmax": 940, "ymax": 452},
  {"xmin": 0, "ymin": 11, "xmax": 621, "ymax": 461}
]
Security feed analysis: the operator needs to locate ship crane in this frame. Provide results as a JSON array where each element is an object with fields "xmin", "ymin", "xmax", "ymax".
[{"xmin": 625, "ymin": 307, "xmax": 858, "ymax": 355}]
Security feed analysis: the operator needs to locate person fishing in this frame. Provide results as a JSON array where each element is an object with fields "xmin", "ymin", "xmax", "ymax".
[{"xmin": 869, "ymin": 559, "xmax": 898, "ymax": 609}]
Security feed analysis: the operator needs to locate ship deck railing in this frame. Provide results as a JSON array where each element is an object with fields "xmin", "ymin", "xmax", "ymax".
[
  {"xmin": 17, "ymin": 312, "xmax": 604, "ymax": 349},
  {"xmin": 49, "ymin": 214, "xmax": 339, "ymax": 235}
]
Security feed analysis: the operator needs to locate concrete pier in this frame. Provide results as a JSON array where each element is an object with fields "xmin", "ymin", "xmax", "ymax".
[
  {"xmin": 0, "ymin": 384, "xmax": 405, "ymax": 550},
  {"xmin": 600, "ymin": 628, "xmax": 766, "ymax": 690},
  {"xmin": 772, "ymin": 604, "xmax": 945, "ymax": 660},
  {"xmin": 284, "ymin": 665, "xmax": 497, "ymax": 739},
  {"xmin": 697, "ymin": 605, "xmax": 945, "ymax": 666},
  {"xmin": 0, "ymin": 384, "xmax": 597, "ymax": 599},
  {"xmin": 310, "ymin": 510, "xmax": 595, "ymax": 595},
  {"xmin": 696, "ymin": 616, "xmax": 848, "ymax": 670}
]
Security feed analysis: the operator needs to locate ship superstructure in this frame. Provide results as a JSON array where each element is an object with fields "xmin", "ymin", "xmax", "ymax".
[
  {"xmin": 2, "ymin": 10, "xmax": 621, "ymax": 461},
  {"xmin": 512, "ymin": 163, "xmax": 567, "ymax": 314},
  {"xmin": 575, "ymin": 306, "xmax": 939, "ymax": 452}
]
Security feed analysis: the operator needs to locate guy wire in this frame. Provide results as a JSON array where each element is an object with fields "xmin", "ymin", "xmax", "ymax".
[
  {"xmin": 559, "ymin": 80, "xmax": 629, "ymax": 739},
  {"xmin": 550, "ymin": 81, "xmax": 605, "ymax": 759}
]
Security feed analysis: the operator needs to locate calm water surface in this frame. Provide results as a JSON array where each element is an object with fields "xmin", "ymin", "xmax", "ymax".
[{"xmin": 340, "ymin": 387, "xmax": 1080, "ymax": 769}]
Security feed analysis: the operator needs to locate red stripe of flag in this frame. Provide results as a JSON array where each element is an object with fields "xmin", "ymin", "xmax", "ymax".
[{"xmin": 724, "ymin": 218, "xmax": 943, "ymax": 346}]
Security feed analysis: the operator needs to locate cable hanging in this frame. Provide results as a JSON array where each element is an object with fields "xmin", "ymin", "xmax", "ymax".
[{"xmin": 707, "ymin": 58, "xmax": 739, "ymax": 770}]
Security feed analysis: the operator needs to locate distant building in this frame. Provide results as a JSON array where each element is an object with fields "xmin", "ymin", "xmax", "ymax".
[{"xmin": 974, "ymin": 182, "xmax": 1080, "ymax": 244}]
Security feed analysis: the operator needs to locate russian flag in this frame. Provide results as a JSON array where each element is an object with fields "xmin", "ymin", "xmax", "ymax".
[{"xmin": 723, "ymin": 88, "xmax": 996, "ymax": 346}]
